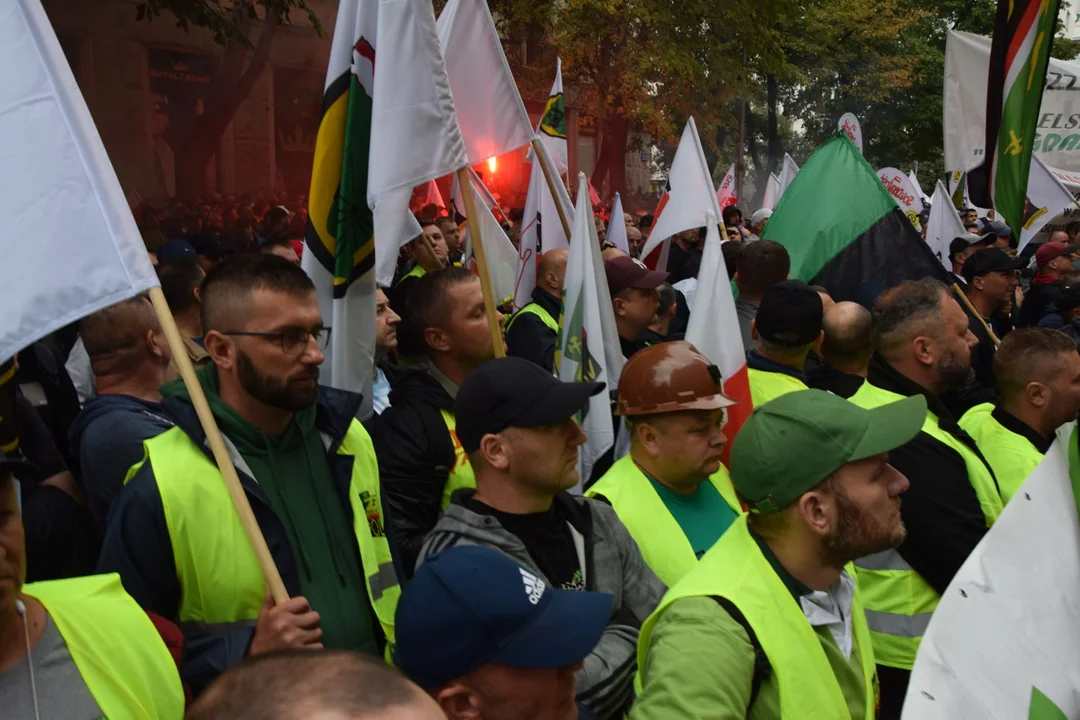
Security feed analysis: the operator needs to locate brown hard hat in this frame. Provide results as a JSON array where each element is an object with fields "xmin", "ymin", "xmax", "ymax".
[{"xmin": 617, "ymin": 341, "xmax": 737, "ymax": 416}]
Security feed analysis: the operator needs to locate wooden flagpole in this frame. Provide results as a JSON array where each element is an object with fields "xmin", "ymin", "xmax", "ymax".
[
  {"xmin": 148, "ymin": 286, "xmax": 289, "ymax": 602},
  {"xmin": 531, "ymin": 138, "xmax": 572, "ymax": 239},
  {"xmin": 418, "ymin": 231, "xmax": 446, "ymax": 269},
  {"xmin": 457, "ymin": 167, "xmax": 506, "ymax": 358},
  {"xmin": 951, "ymin": 283, "xmax": 1001, "ymax": 346}
]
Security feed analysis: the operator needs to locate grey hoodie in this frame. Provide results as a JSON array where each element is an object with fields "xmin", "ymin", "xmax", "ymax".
[{"xmin": 419, "ymin": 490, "xmax": 667, "ymax": 720}]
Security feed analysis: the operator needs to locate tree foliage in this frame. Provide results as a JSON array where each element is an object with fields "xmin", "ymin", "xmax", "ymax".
[{"xmin": 134, "ymin": 0, "xmax": 320, "ymax": 45}]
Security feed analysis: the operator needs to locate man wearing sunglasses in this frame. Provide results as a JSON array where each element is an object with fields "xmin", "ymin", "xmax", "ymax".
[{"xmin": 98, "ymin": 254, "xmax": 400, "ymax": 696}]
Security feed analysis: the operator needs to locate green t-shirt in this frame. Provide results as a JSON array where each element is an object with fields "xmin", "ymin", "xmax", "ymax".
[{"xmin": 645, "ymin": 475, "xmax": 739, "ymax": 559}]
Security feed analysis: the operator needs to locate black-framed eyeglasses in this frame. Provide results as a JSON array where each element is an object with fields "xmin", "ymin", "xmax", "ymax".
[{"xmin": 221, "ymin": 328, "xmax": 330, "ymax": 354}]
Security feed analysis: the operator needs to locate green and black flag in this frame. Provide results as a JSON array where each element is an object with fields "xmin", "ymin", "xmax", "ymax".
[
  {"xmin": 761, "ymin": 134, "xmax": 950, "ymax": 306},
  {"xmin": 967, "ymin": 0, "xmax": 1061, "ymax": 235}
]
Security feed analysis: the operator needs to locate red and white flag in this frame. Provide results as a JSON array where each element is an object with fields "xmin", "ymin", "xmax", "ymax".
[{"xmin": 716, "ymin": 163, "xmax": 737, "ymax": 210}]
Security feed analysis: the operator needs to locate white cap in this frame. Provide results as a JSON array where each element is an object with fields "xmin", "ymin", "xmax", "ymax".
[{"xmin": 750, "ymin": 208, "xmax": 773, "ymax": 225}]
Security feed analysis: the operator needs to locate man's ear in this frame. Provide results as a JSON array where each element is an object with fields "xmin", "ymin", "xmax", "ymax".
[
  {"xmin": 424, "ymin": 327, "xmax": 452, "ymax": 353},
  {"xmin": 612, "ymin": 297, "xmax": 625, "ymax": 318},
  {"xmin": 1027, "ymin": 380, "xmax": 1050, "ymax": 409},
  {"xmin": 435, "ymin": 683, "xmax": 482, "ymax": 720},
  {"xmin": 912, "ymin": 335, "xmax": 935, "ymax": 368},
  {"xmin": 750, "ymin": 318, "xmax": 759, "ymax": 341},
  {"xmin": 478, "ymin": 432, "xmax": 510, "ymax": 471},
  {"xmin": 796, "ymin": 487, "xmax": 833, "ymax": 538},
  {"xmin": 146, "ymin": 329, "xmax": 167, "ymax": 361},
  {"xmin": 203, "ymin": 330, "xmax": 234, "ymax": 369}
]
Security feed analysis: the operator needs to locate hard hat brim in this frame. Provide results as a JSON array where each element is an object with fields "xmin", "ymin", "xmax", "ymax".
[{"xmin": 616, "ymin": 389, "xmax": 737, "ymax": 416}]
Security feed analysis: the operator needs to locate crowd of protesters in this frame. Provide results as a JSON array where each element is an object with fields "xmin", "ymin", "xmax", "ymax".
[{"xmin": 3, "ymin": 179, "xmax": 1080, "ymax": 720}]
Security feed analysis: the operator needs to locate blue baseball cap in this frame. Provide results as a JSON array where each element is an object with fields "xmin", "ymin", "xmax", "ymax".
[
  {"xmin": 156, "ymin": 238, "xmax": 196, "ymax": 263},
  {"xmin": 394, "ymin": 546, "xmax": 613, "ymax": 689}
]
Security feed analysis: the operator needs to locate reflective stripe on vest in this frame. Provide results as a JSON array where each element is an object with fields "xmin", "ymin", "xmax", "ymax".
[
  {"xmin": 25, "ymin": 574, "xmax": 185, "ymax": 719},
  {"xmin": 439, "ymin": 409, "xmax": 477, "ymax": 509},
  {"xmin": 959, "ymin": 402, "xmax": 1045, "ymax": 504},
  {"xmin": 506, "ymin": 302, "xmax": 559, "ymax": 334},
  {"xmin": 131, "ymin": 422, "xmax": 400, "ymax": 646},
  {"xmin": 748, "ymin": 368, "xmax": 809, "ymax": 407},
  {"xmin": 639, "ymin": 516, "xmax": 877, "ymax": 719},
  {"xmin": 850, "ymin": 381, "xmax": 1002, "ymax": 670},
  {"xmin": 585, "ymin": 454, "xmax": 742, "ymax": 587}
]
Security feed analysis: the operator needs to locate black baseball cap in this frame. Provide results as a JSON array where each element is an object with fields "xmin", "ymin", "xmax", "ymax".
[
  {"xmin": 455, "ymin": 357, "xmax": 605, "ymax": 453},
  {"xmin": 604, "ymin": 256, "xmax": 668, "ymax": 296},
  {"xmin": 948, "ymin": 233, "xmax": 995, "ymax": 261},
  {"xmin": 961, "ymin": 247, "xmax": 1025, "ymax": 282},
  {"xmin": 755, "ymin": 280, "xmax": 824, "ymax": 348},
  {"xmin": 395, "ymin": 546, "xmax": 612, "ymax": 689},
  {"xmin": 1057, "ymin": 284, "xmax": 1080, "ymax": 315}
]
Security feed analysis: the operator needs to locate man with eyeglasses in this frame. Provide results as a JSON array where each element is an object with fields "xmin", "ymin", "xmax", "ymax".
[{"xmin": 98, "ymin": 254, "xmax": 400, "ymax": 696}]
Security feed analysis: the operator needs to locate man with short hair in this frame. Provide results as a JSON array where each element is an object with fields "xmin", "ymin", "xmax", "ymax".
[
  {"xmin": 390, "ymin": 222, "xmax": 449, "ymax": 314},
  {"xmin": 734, "ymin": 240, "xmax": 790, "ymax": 350},
  {"xmin": 67, "ymin": 298, "xmax": 175, "ymax": 536},
  {"xmin": 1019, "ymin": 240, "xmax": 1080, "ymax": 327},
  {"xmin": 587, "ymin": 342, "xmax": 741, "ymax": 586},
  {"xmin": 664, "ymin": 228, "xmax": 702, "ymax": 284},
  {"xmin": 373, "ymin": 267, "xmax": 503, "ymax": 573},
  {"xmin": 419, "ymin": 357, "xmax": 667, "ymax": 718},
  {"xmin": 947, "ymin": 232, "xmax": 994, "ymax": 284},
  {"xmin": 0, "ymin": 450, "xmax": 186, "ymax": 719},
  {"xmin": 605, "ymin": 256, "xmax": 669, "ymax": 359},
  {"xmin": 958, "ymin": 248, "xmax": 1025, "ymax": 411},
  {"xmin": 807, "ymin": 301, "xmax": 873, "ymax": 398},
  {"xmin": 98, "ymin": 255, "xmax": 399, "ymax": 695},
  {"xmin": 436, "ymin": 216, "xmax": 464, "ymax": 264},
  {"xmin": 722, "ymin": 205, "xmax": 743, "ymax": 230},
  {"xmin": 637, "ymin": 283, "xmax": 679, "ymax": 344},
  {"xmin": 633, "ymin": 389, "xmax": 924, "ymax": 720},
  {"xmin": 397, "ymin": 546, "xmax": 612, "ymax": 720},
  {"xmin": 505, "ymin": 248, "xmax": 567, "ymax": 372},
  {"xmin": 372, "ymin": 287, "xmax": 401, "ymax": 415},
  {"xmin": 960, "ymin": 328, "xmax": 1080, "ymax": 503},
  {"xmin": 961, "ymin": 207, "xmax": 978, "ymax": 225},
  {"xmin": 848, "ymin": 279, "xmax": 1001, "ymax": 717},
  {"xmin": 156, "ymin": 255, "xmax": 210, "ymax": 368},
  {"xmin": 189, "ymin": 648, "xmax": 444, "ymax": 720},
  {"xmin": 747, "ymin": 280, "xmax": 822, "ymax": 406}
]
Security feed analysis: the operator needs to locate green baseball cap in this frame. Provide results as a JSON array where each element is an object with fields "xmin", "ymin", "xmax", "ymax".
[{"xmin": 730, "ymin": 390, "xmax": 927, "ymax": 513}]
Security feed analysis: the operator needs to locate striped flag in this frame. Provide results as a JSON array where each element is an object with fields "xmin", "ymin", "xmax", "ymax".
[
  {"xmin": 967, "ymin": 0, "xmax": 1061, "ymax": 235},
  {"xmin": 303, "ymin": 0, "xmax": 381, "ymax": 415}
]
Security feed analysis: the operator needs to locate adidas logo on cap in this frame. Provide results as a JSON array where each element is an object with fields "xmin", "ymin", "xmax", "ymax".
[{"xmin": 519, "ymin": 568, "xmax": 545, "ymax": 605}]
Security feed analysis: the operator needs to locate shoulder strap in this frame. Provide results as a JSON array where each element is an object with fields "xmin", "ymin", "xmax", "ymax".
[
  {"xmin": 711, "ymin": 596, "xmax": 771, "ymax": 709},
  {"xmin": 416, "ymin": 403, "xmax": 455, "ymax": 488}
]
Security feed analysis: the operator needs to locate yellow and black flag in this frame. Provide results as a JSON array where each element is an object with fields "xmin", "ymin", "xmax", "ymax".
[{"xmin": 302, "ymin": 0, "xmax": 380, "ymax": 412}]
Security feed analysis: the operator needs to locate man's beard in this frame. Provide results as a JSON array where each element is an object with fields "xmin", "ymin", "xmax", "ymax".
[
  {"xmin": 938, "ymin": 344, "xmax": 974, "ymax": 393},
  {"xmin": 823, "ymin": 488, "xmax": 905, "ymax": 568},
  {"xmin": 236, "ymin": 349, "xmax": 319, "ymax": 412}
]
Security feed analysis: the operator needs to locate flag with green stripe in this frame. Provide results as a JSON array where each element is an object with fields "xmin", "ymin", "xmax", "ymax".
[
  {"xmin": 967, "ymin": 0, "xmax": 1062, "ymax": 236},
  {"xmin": 302, "ymin": 0, "xmax": 379, "ymax": 416},
  {"xmin": 760, "ymin": 133, "xmax": 949, "ymax": 306}
]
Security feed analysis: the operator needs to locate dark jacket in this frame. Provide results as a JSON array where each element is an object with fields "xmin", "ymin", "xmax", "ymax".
[
  {"xmin": 96, "ymin": 386, "xmax": 392, "ymax": 695},
  {"xmin": 1018, "ymin": 278, "xmax": 1063, "ymax": 328},
  {"xmin": 420, "ymin": 490, "xmax": 667, "ymax": 719},
  {"xmin": 371, "ymin": 365, "xmax": 456, "ymax": 576},
  {"xmin": 806, "ymin": 361, "xmax": 865, "ymax": 398},
  {"xmin": 864, "ymin": 355, "xmax": 997, "ymax": 595},
  {"xmin": 68, "ymin": 394, "xmax": 174, "ymax": 536},
  {"xmin": 505, "ymin": 286, "xmax": 561, "ymax": 373},
  {"xmin": 943, "ymin": 302, "xmax": 1003, "ymax": 417}
]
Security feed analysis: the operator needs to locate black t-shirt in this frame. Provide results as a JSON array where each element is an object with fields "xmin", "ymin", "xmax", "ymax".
[{"xmin": 463, "ymin": 497, "xmax": 584, "ymax": 591}]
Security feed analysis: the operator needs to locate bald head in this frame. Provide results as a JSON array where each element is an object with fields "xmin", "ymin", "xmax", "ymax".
[
  {"xmin": 187, "ymin": 650, "xmax": 443, "ymax": 720},
  {"xmin": 1050, "ymin": 230, "xmax": 1070, "ymax": 245},
  {"xmin": 822, "ymin": 302, "xmax": 872, "ymax": 373},
  {"xmin": 536, "ymin": 248, "xmax": 568, "ymax": 296},
  {"xmin": 601, "ymin": 247, "xmax": 627, "ymax": 262}
]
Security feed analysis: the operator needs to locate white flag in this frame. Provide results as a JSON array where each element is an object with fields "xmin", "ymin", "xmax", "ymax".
[
  {"xmin": 1019, "ymin": 155, "xmax": 1078, "ymax": 252},
  {"xmin": 909, "ymin": 170, "xmax": 930, "ymax": 203},
  {"xmin": 778, "ymin": 154, "xmax": 800, "ymax": 198},
  {"xmin": 437, "ymin": 0, "xmax": 533, "ymax": 162},
  {"xmin": 926, "ymin": 181, "xmax": 966, "ymax": 273},
  {"xmin": 537, "ymin": 58, "xmax": 568, "ymax": 174},
  {"xmin": 607, "ymin": 193, "xmax": 630, "ymax": 254},
  {"xmin": 838, "ymin": 112, "xmax": 863, "ymax": 152},
  {"xmin": 639, "ymin": 118, "xmax": 722, "ymax": 261},
  {"xmin": 1, "ymin": 0, "xmax": 158, "ymax": 362},
  {"xmin": 716, "ymin": 163, "xmax": 737, "ymax": 210},
  {"xmin": 685, "ymin": 219, "xmax": 753, "ymax": 443},
  {"xmin": 369, "ymin": 0, "xmax": 468, "ymax": 286},
  {"xmin": 515, "ymin": 139, "xmax": 573, "ymax": 308},
  {"xmin": 762, "ymin": 173, "xmax": 782, "ymax": 211},
  {"xmin": 877, "ymin": 167, "xmax": 923, "ymax": 226},
  {"xmin": 557, "ymin": 173, "xmax": 624, "ymax": 489},
  {"xmin": 455, "ymin": 173, "xmax": 519, "ymax": 304},
  {"xmin": 903, "ymin": 428, "xmax": 1080, "ymax": 718}
]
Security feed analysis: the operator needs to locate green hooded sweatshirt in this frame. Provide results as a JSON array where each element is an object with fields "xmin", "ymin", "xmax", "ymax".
[{"xmin": 163, "ymin": 365, "xmax": 378, "ymax": 655}]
